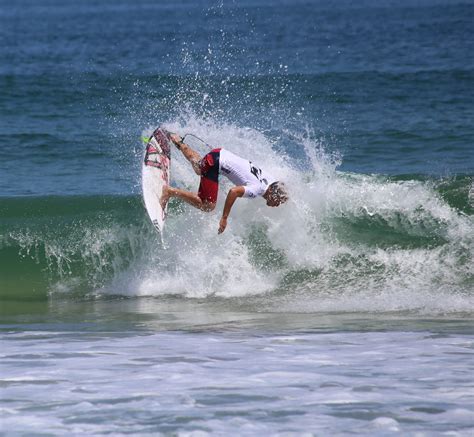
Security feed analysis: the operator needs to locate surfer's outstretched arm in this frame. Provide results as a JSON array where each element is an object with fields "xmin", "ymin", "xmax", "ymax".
[
  {"xmin": 218, "ymin": 186, "xmax": 245, "ymax": 234},
  {"xmin": 170, "ymin": 133, "xmax": 201, "ymax": 175}
]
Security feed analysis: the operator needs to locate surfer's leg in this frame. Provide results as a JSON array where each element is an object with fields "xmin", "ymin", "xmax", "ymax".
[
  {"xmin": 175, "ymin": 142, "xmax": 202, "ymax": 175},
  {"xmin": 169, "ymin": 133, "xmax": 202, "ymax": 174},
  {"xmin": 163, "ymin": 142, "xmax": 219, "ymax": 212},
  {"xmin": 161, "ymin": 185, "xmax": 216, "ymax": 212}
]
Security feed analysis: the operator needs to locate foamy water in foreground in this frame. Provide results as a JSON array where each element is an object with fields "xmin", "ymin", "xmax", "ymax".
[{"xmin": 2, "ymin": 301, "xmax": 473, "ymax": 436}]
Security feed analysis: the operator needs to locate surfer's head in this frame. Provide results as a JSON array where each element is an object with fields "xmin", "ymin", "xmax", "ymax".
[{"xmin": 264, "ymin": 182, "xmax": 288, "ymax": 207}]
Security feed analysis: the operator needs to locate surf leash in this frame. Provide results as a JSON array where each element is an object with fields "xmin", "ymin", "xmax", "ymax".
[
  {"xmin": 141, "ymin": 131, "xmax": 214, "ymax": 151},
  {"xmin": 182, "ymin": 133, "xmax": 214, "ymax": 150}
]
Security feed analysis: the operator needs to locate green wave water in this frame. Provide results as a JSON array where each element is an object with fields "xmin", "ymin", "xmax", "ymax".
[{"xmin": 1, "ymin": 195, "xmax": 147, "ymax": 301}]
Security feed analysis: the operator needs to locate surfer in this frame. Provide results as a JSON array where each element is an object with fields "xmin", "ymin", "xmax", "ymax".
[{"xmin": 160, "ymin": 133, "xmax": 288, "ymax": 234}]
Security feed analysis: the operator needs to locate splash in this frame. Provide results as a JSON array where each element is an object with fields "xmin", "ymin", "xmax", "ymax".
[{"xmin": 122, "ymin": 116, "xmax": 473, "ymax": 313}]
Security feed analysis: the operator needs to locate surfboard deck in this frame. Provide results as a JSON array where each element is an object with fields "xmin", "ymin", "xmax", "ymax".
[{"xmin": 142, "ymin": 127, "xmax": 172, "ymax": 233}]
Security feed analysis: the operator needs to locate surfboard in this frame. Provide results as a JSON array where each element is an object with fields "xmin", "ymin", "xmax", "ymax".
[{"xmin": 142, "ymin": 127, "xmax": 172, "ymax": 233}]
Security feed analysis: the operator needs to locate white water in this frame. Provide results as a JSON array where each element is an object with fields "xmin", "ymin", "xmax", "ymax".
[{"xmin": 2, "ymin": 319, "xmax": 473, "ymax": 436}]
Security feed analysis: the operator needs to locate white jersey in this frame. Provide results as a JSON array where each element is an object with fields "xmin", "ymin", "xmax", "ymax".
[{"xmin": 219, "ymin": 149, "xmax": 276, "ymax": 198}]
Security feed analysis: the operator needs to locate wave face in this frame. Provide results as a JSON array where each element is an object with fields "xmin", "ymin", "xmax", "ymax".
[{"xmin": 2, "ymin": 120, "xmax": 473, "ymax": 314}]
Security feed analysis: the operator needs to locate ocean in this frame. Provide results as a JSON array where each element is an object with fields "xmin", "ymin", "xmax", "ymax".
[{"xmin": 1, "ymin": 0, "xmax": 473, "ymax": 435}]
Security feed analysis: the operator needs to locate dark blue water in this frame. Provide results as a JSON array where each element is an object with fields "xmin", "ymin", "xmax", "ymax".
[{"xmin": 1, "ymin": 0, "xmax": 473, "ymax": 196}]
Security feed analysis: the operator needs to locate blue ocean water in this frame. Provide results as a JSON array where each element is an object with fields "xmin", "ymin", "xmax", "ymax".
[
  {"xmin": 1, "ymin": 0, "xmax": 473, "ymax": 435},
  {"xmin": 1, "ymin": 0, "xmax": 473, "ymax": 196}
]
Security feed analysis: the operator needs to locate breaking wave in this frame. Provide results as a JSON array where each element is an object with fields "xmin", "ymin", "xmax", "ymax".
[{"xmin": 1, "ymin": 119, "xmax": 473, "ymax": 314}]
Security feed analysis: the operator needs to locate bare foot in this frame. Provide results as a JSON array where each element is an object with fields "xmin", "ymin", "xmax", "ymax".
[
  {"xmin": 169, "ymin": 133, "xmax": 183, "ymax": 148},
  {"xmin": 160, "ymin": 185, "xmax": 170, "ymax": 210}
]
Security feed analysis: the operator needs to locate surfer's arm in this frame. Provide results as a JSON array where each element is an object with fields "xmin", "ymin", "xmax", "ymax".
[{"xmin": 218, "ymin": 186, "xmax": 245, "ymax": 234}]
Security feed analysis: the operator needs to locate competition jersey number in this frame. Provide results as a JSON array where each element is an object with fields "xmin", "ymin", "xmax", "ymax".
[{"xmin": 250, "ymin": 163, "xmax": 268, "ymax": 185}]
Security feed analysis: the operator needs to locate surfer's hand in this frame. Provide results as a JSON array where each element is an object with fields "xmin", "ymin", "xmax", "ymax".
[{"xmin": 218, "ymin": 217, "xmax": 227, "ymax": 234}]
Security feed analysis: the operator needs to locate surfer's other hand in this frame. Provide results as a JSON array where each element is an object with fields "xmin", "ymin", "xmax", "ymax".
[{"xmin": 218, "ymin": 217, "xmax": 227, "ymax": 234}]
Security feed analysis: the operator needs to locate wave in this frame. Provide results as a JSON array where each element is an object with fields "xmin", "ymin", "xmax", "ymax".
[
  {"xmin": 0, "ymin": 195, "xmax": 148, "ymax": 301},
  {"xmin": 1, "ymin": 121, "xmax": 473, "ymax": 314}
]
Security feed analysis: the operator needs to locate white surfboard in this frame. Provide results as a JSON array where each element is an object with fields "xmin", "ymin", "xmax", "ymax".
[{"xmin": 142, "ymin": 127, "xmax": 172, "ymax": 233}]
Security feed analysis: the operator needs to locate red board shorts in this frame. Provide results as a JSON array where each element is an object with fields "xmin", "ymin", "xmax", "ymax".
[{"xmin": 198, "ymin": 148, "xmax": 221, "ymax": 204}]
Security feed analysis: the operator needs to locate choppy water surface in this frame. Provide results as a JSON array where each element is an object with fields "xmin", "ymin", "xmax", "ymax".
[{"xmin": 2, "ymin": 300, "xmax": 474, "ymax": 435}]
